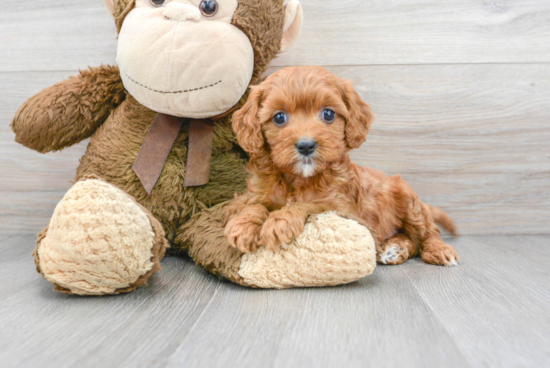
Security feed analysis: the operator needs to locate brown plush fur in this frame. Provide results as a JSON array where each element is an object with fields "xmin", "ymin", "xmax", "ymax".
[
  {"xmin": 12, "ymin": 65, "xmax": 126, "ymax": 153},
  {"xmin": 224, "ymin": 66, "xmax": 459, "ymax": 266},
  {"xmin": 11, "ymin": 0, "xmax": 287, "ymax": 249},
  {"xmin": 232, "ymin": 0, "xmax": 285, "ymax": 84},
  {"xmin": 176, "ymin": 202, "xmax": 247, "ymax": 284}
]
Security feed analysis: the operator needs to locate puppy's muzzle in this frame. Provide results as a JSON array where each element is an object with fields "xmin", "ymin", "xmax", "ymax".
[{"xmin": 296, "ymin": 138, "xmax": 317, "ymax": 157}]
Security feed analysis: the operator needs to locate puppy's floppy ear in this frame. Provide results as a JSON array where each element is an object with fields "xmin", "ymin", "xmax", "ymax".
[
  {"xmin": 340, "ymin": 80, "xmax": 375, "ymax": 149},
  {"xmin": 232, "ymin": 86, "xmax": 265, "ymax": 156}
]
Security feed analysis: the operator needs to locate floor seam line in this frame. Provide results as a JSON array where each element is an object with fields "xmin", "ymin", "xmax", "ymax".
[
  {"xmin": 159, "ymin": 280, "xmax": 222, "ymax": 368},
  {"xmin": 398, "ymin": 265, "xmax": 477, "ymax": 368}
]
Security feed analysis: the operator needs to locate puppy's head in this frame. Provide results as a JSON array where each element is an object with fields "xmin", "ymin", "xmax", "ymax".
[{"xmin": 232, "ymin": 66, "xmax": 374, "ymax": 178}]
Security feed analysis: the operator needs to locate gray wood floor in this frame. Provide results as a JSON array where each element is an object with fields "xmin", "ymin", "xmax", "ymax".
[{"xmin": 0, "ymin": 235, "xmax": 548, "ymax": 368}]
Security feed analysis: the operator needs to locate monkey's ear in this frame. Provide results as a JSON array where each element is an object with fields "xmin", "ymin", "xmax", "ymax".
[
  {"xmin": 341, "ymin": 80, "xmax": 375, "ymax": 150},
  {"xmin": 103, "ymin": 0, "xmax": 115, "ymax": 17},
  {"xmin": 232, "ymin": 86, "xmax": 266, "ymax": 156},
  {"xmin": 280, "ymin": 1, "xmax": 303, "ymax": 53}
]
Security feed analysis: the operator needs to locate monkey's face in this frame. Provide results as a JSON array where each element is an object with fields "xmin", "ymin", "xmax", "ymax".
[{"xmin": 117, "ymin": 0, "xmax": 254, "ymax": 119}]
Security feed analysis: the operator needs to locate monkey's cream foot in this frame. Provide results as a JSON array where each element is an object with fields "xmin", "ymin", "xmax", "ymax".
[
  {"xmin": 377, "ymin": 234, "xmax": 417, "ymax": 265},
  {"xmin": 421, "ymin": 238, "xmax": 459, "ymax": 266},
  {"xmin": 178, "ymin": 207, "xmax": 377, "ymax": 289},
  {"xmin": 34, "ymin": 177, "xmax": 168, "ymax": 295}
]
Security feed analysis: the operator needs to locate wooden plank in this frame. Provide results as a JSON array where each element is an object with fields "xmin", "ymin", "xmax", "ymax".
[
  {"xmin": 0, "ymin": 235, "xmax": 548, "ymax": 367},
  {"xmin": 162, "ymin": 267, "xmax": 470, "ymax": 368},
  {"xmin": 1, "ymin": 1, "xmax": 550, "ymax": 73},
  {"xmin": 0, "ymin": 235, "xmax": 41, "ymax": 297},
  {"xmin": 0, "ymin": 1, "xmax": 118, "ymax": 73},
  {"xmin": 0, "ymin": 191, "xmax": 65, "ymax": 235},
  {"xmin": 273, "ymin": 0, "xmax": 550, "ymax": 66},
  {"xmin": 1, "ymin": 64, "xmax": 549, "ymax": 235},
  {"xmin": 0, "ymin": 249, "xmax": 223, "ymax": 368},
  {"xmin": 400, "ymin": 235, "xmax": 550, "ymax": 368},
  {"xmin": 406, "ymin": 172, "xmax": 549, "ymax": 235},
  {"xmin": 0, "ymin": 234, "xmax": 15, "ymax": 243}
]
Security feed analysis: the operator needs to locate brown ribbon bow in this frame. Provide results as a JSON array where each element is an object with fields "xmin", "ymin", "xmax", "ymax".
[{"xmin": 133, "ymin": 108, "xmax": 237, "ymax": 195}]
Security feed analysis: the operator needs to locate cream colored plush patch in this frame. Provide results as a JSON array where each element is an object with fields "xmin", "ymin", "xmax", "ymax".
[
  {"xmin": 280, "ymin": 0, "xmax": 303, "ymax": 53},
  {"xmin": 37, "ymin": 179, "xmax": 156, "ymax": 295},
  {"xmin": 238, "ymin": 212, "xmax": 376, "ymax": 288},
  {"xmin": 117, "ymin": 1, "xmax": 254, "ymax": 119}
]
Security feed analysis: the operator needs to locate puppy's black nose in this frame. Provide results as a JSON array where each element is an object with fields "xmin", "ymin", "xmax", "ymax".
[{"xmin": 296, "ymin": 139, "xmax": 317, "ymax": 156}]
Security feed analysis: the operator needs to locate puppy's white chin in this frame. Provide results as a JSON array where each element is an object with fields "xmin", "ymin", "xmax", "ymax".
[{"xmin": 296, "ymin": 161, "xmax": 317, "ymax": 178}]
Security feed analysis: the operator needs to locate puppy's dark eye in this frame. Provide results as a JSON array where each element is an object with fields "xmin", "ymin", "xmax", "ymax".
[
  {"xmin": 321, "ymin": 109, "xmax": 336, "ymax": 123},
  {"xmin": 150, "ymin": 0, "xmax": 166, "ymax": 7},
  {"xmin": 200, "ymin": 0, "xmax": 218, "ymax": 16},
  {"xmin": 273, "ymin": 112, "xmax": 288, "ymax": 126}
]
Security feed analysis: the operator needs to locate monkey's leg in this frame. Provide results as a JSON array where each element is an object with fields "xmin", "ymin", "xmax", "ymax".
[
  {"xmin": 376, "ymin": 234, "xmax": 418, "ymax": 265},
  {"xmin": 175, "ymin": 204, "xmax": 377, "ymax": 289},
  {"xmin": 34, "ymin": 176, "xmax": 168, "ymax": 295}
]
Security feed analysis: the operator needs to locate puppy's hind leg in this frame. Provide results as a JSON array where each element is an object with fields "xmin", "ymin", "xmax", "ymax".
[
  {"xmin": 421, "ymin": 237, "xmax": 459, "ymax": 266},
  {"xmin": 402, "ymin": 196, "xmax": 459, "ymax": 266},
  {"xmin": 377, "ymin": 233, "xmax": 418, "ymax": 265}
]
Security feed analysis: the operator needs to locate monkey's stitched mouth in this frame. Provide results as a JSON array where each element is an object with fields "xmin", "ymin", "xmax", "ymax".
[{"xmin": 125, "ymin": 73, "xmax": 222, "ymax": 94}]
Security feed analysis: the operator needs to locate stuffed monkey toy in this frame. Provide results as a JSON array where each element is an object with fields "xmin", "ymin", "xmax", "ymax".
[{"xmin": 11, "ymin": 0, "xmax": 376, "ymax": 295}]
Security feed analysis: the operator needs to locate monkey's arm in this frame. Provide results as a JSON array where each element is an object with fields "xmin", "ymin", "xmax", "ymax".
[{"xmin": 11, "ymin": 65, "xmax": 126, "ymax": 153}]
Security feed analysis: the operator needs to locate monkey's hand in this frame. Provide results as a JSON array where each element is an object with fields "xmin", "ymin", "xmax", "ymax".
[{"xmin": 11, "ymin": 65, "xmax": 125, "ymax": 153}]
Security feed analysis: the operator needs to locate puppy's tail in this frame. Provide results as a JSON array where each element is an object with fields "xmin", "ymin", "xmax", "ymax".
[{"xmin": 427, "ymin": 205, "xmax": 458, "ymax": 236}]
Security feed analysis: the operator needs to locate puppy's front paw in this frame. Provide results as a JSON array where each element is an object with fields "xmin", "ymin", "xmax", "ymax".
[
  {"xmin": 224, "ymin": 216, "xmax": 263, "ymax": 253},
  {"xmin": 421, "ymin": 240, "xmax": 459, "ymax": 266},
  {"xmin": 222, "ymin": 205, "xmax": 239, "ymax": 227},
  {"xmin": 259, "ymin": 210, "xmax": 306, "ymax": 251}
]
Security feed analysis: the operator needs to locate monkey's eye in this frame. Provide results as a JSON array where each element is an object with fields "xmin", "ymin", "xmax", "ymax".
[
  {"xmin": 150, "ymin": 0, "xmax": 166, "ymax": 7},
  {"xmin": 200, "ymin": 0, "xmax": 218, "ymax": 16},
  {"xmin": 321, "ymin": 109, "xmax": 336, "ymax": 123},
  {"xmin": 273, "ymin": 112, "xmax": 289, "ymax": 126}
]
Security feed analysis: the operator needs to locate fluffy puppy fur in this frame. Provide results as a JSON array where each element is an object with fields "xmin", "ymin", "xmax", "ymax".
[{"xmin": 224, "ymin": 66, "xmax": 459, "ymax": 266}]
